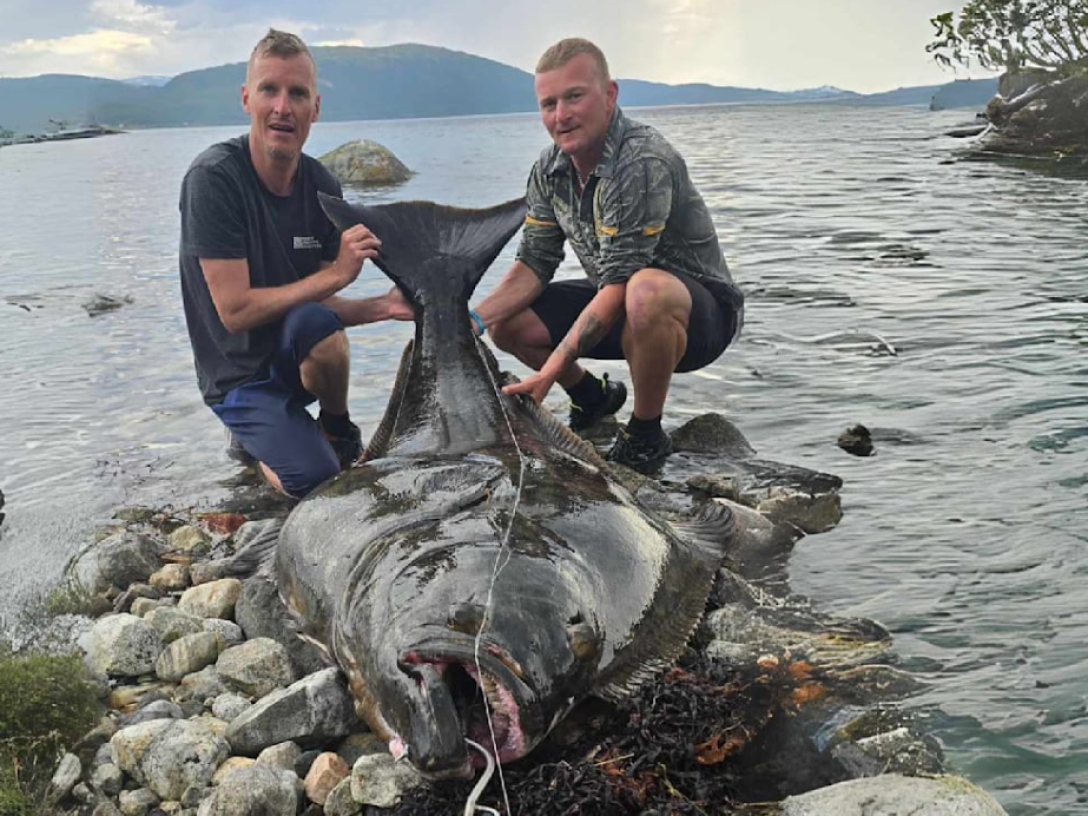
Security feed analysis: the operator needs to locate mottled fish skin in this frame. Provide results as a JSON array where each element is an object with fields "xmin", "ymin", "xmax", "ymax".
[{"xmin": 276, "ymin": 195, "xmax": 733, "ymax": 778}]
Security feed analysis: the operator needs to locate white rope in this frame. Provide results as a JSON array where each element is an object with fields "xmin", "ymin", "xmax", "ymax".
[
  {"xmin": 467, "ymin": 356, "xmax": 527, "ymax": 816},
  {"xmin": 463, "ymin": 739, "xmax": 501, "ymax": 816}
]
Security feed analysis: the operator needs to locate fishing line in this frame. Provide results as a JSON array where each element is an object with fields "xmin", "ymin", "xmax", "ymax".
[
  {"xmin": 467, "ymin": 352, "xmax": 527, "ymax": 816},
  {"xmin": 464, "ymin": 739, "xmax": 501, "ymax": 816}
]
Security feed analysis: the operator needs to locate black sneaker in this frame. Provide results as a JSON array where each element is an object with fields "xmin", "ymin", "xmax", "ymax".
[
  {"xmin": 321, "ymin": 418, "xmax": 363, "ymax": 468},
  {"xmin": 605, "ymin": 427, "xmax": 674, "ymax": 475},
  {"xmin": 568, "ymin": 375, "xmax": 628, "ymax": 433},
  {"xmin": 225, "ymin": 429, "xmax": 255, "ymax": 465}
]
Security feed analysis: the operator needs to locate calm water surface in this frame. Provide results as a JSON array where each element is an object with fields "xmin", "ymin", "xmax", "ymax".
[{"xmin": 0, "ymin": 105, "xmax": 1085, "ymax": 815}]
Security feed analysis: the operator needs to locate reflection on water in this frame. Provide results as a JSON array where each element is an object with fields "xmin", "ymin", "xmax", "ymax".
[{"xmin": 1, "ymin": 105, "xmax": 1086, "ymax": 815}]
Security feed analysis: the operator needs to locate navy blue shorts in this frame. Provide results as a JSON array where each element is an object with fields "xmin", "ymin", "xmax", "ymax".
[
  {"xmin": 530, "ymin": 272, "xmax": 737, "ymax": 372},
  {"xmin": 212, "ymin": 302, "xmax": 344, "ymax": 498}
]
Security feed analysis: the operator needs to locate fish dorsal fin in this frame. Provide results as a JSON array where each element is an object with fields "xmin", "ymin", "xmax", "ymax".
[{"xmin": 593, "ymin": 501, "xmax": 735, "ymax": 702}]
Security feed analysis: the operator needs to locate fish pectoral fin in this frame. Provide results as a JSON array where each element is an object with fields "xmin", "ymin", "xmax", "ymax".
[{"xmin": 593, "ymin": 502, "xmax": 735, "ymax": 703}]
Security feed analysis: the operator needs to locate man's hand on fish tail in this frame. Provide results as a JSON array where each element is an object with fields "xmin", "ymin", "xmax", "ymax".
[
  {"xmin": 325, "ymin": 223, "xmax": 382, "ymax": 290},
  {"xmin": 502, "ymin": 284, "xmax": 624, "ymax": 403}
]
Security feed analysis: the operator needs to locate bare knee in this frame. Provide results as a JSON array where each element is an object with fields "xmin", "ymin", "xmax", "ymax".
[
  {"xmin": 303, "ymin": 329, "xmax": 349, "ymax": 368},
  {"xmin": 625, "ymin": 271, "xmax": 690, "ymax": 335}
]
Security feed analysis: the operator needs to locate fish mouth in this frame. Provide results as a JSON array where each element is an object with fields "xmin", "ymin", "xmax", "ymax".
[{"xmin": 400, "ymin": 638, "xmax": 535, "ymax": 767}]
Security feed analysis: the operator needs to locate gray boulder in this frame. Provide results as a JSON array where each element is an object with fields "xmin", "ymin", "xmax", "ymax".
[
  {"xmin": 779, "ymin": 774, "xmax": 1009, "ymax": 815},
  {"xmin": 319, "ymin": 139, "xmax": 413, "ymax": 186},
  {"xmin": 235, "ymin": 577, "xmax": 328, "ymax": 677},
  {"xmin": 349, "ymin": 752, "xmax": 424, "ymax": 808},
  {"xmin": 225, "ymin": 668, "xmax": 358, "ymax": 756},
  {"xmin": 156, "ymin": 631, "xmax": 225, "ymax": 682},
  {"xmin": 84, "ymin": 613, "xmax": 162, "ymax": 677},
  {"xmin": 110, "ymin": 719, "xmax": 230, "ymax": 800},
  {"xmin": 216, "ymin": 638, "xmax": 294, "ymax": 697},
  {"xmin": 68, "ymin": 531, "xmax": 164, "ymax": 596},
  {"xmin": 196, "ymin": 763, "xmax": 298, "ymax": 816}
]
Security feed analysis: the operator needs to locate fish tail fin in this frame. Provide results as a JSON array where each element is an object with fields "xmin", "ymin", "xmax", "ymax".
[{"xmin": 318, "ymin": 193, "xmax": 527, "ymax": 303}]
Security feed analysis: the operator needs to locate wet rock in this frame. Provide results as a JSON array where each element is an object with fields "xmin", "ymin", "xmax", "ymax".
[
  {"xmin": 671, "ymin": 413, "xmax": 756, "ymax": 458},
  {"xmin": 178, "ymin": 579, "xmax": 242, "ymax": 620},
  {"xmin": 196, "ymin": 763, "xmax": 298, "ymax": 816},
  {"xmin": 235, "ymin": 577, "xmax": 328, "ymax": 677},
  {"xmin": 304, "ymin": 752, "xmax": 349, "ymax": 805},
  {"xmin": 84, "ymin": 614, "xmax": 163, "ymax": 677},
  {"xmin": 216, "ymin": 638, "xmax": 294, "ymax": 697},
  {"xmin": 156, "ymin": 632, "xmax": 225, "ymax": 682},
  {"xmin": 778, "ymin": 773, "xmax": 1009, "ymax": 815},
  {"xmin": 837, "ymin": 424, "xmax": 874, "ymax": 457},
  {"xmin": 84, "ymin": 293, "xmax": 134, "ymax": 317},
  {"xmin": 111, "ymin": 719, "xmax": 230, "ymax": 800},
  {"xmin": 69, "ymin": 532, "xmax": 164, "ymax": 596},
  {"xmin": 830, "ymin": 725, "xmax": 944, "ymax": 777},
  {"xmin": 713, "ymin": 498, "xmax": 804, "ymax": 591},
  {"xmin": 349, "ymin": 752, "xmax": 424, "ymax": 808},
  {"xmin": 319, "ymin": 140, "xmax": 413, "ymax": 186},
  {"xmin": 224, "ymin": 668, "xmax": 357, "ymax": 756}
]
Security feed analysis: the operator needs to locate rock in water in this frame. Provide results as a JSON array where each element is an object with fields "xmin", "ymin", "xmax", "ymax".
[{"xmin": 319, "ymin": 140, "xmax": 413, "ymax": 185}]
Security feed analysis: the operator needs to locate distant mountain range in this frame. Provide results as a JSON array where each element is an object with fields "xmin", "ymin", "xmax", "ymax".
[{"xmin": 0, "ymin": 43, "xmax": 998, "ymax": 135}]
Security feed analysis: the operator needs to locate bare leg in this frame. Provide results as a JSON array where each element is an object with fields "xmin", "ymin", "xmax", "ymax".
[
  {"xmin": 299, "ymin": 330, "xmax": 350, "ymax": 414},
  {"xmin": 620, "ymin": 269, "xmax": 691, "ymax": 419},
  {"xmin": 490, "ymin": 308, "xmax": 586, "ymax": 389}
]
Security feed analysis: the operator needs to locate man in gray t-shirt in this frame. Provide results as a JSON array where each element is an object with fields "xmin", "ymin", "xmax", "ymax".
[
  {"xmin": 179, "ymin": 29, "xmax": 411, "ymax": 498},
  {"xmin": 472, "ymin": 38, "xmax": 743, "ymax": 474}
]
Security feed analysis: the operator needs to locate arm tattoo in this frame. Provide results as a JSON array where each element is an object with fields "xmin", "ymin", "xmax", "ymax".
[{"xmin": 561, "ymin": 315, "xmax": 613, "ymax": 359}]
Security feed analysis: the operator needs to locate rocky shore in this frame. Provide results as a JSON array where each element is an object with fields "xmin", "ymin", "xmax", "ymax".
[
  {"xmin": 31, "ymin": 414, "xmax": 1007, "ymax": 816},
  {"xmin": 962, "ymin": 70, "xmax": 1088, "ymax": 165}
]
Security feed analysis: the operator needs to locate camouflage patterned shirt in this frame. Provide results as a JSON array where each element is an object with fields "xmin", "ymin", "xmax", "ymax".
[{"xmin": 516, "ymin": 107, "xmax": 744, "ymax": 317}]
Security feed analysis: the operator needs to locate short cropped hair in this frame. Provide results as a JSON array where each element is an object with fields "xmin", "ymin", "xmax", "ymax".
[
  {"xmin": 535, "ymin": 38, "xmax": 611, "ymax": 83},
  {"xmin": 246, "ymin": 29, "xmax": 316, "ymax": 84}
]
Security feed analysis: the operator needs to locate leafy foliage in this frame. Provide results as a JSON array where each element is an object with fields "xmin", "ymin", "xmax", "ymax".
[
  {"xmin": 928, "ymin": 1, "xmax": 1088, "ymax": 75},
  {"xmin": 0, "ymin": 645, "xmax": 100, "ymax": 815}
]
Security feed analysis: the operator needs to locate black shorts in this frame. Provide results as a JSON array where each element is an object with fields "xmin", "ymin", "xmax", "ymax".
[{"xmin": 530, "ymin": 273, "xmax": 737, "ymax": 373}]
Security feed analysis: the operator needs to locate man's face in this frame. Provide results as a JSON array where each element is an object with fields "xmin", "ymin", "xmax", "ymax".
[
  {"xmin": 534, "ymin": 53, "xmax": 617, "ymax": 163},
  {"xmin": 242, "ymin": 53, "xmax": 320, "ymax": 164}
]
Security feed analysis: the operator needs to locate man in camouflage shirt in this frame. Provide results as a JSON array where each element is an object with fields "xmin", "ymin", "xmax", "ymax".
[{"xmin": 472, "ymin": 37, "xmax": 743, "ymax": 474}]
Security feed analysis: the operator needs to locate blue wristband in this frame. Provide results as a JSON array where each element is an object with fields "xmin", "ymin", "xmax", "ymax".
[{"xmin": 469, "ymin": 309, "xmax": 486, "ymax": 336}]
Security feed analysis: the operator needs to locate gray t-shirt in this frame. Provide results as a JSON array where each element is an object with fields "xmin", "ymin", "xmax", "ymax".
[{"xmin": 179, "ymin": 136, "xmax": 342, "ymax": 405}]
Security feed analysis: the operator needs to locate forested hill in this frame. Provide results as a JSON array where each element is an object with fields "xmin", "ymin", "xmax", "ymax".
[{"xmin": 0, "ymin": 43, "xmax": 998, "ymax": 135}]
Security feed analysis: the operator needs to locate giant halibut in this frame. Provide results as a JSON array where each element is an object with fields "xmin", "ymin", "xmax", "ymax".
[{"xmin": 276, "ymin": 193, "xmax": 736, "ymax": 779}]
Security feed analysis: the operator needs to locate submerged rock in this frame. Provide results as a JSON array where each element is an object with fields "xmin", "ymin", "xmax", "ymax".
[{"xmin": 319, "ymin": 139, "xmax": 413, "ymax": 186}]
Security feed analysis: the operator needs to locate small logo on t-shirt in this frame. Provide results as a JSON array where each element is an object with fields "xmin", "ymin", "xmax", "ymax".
[{"xmin": 293, "ymin": 236, "xmax": 322, "ymax": 250}]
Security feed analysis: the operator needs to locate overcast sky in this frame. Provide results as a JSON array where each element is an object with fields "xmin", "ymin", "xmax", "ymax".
[{"xmin": 0, "ymin": 0, "xmax": 992, "ymax": 93}]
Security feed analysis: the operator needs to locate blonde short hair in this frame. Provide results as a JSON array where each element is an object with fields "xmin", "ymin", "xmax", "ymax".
[
  {"xmin": 535, "ymin": 38, "xmax": 611, "ymax": 83},
  {"xmin": 246, "ymin": 29, "xmax": 316, "ymax": 84}
]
